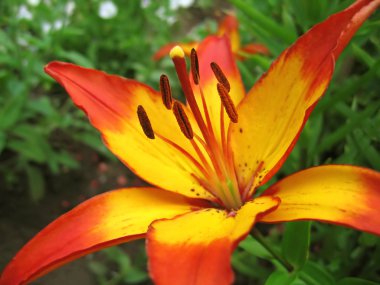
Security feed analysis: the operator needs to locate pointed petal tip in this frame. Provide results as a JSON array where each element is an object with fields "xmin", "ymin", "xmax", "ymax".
[
  {"xmin": 44, "ymin": 60, "xmax": 66, "ymax": 73},
  {"xmin": 230, "ymin": 0, "xmax": 379, "ymax": 191},
  {"xmin": 44, "ymin": 61, "xmax": 58, "ymax": 76},
  {"xmin": 44, "ymin": 61, "xmax": 73, "ymax": 83},
  {"xmin": 0, "ymin": 188, "xmax": 197, "ymax": 285}
]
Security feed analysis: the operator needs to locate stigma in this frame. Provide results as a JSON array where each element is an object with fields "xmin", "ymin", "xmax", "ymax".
[{"xmin": 136, "ymin": 45, "xmax": 242, "ymax": 210}]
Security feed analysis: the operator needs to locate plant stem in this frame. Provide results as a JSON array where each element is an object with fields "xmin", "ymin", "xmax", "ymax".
[{"xmin": 250, "ymin": 228, "xmax": 293, "ymax": 272}]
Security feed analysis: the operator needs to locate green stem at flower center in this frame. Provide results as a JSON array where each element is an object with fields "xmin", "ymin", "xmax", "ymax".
[{"xmin": 250, "ymin": 228, "xmax": 293, "ymax": 272}]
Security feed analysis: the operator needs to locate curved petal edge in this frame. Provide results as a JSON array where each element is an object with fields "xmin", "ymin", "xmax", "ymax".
[
  {"xmin": 146, "ymin": 196, "xmax": 280, "ymax": 285},
  {"xmin": 0, "ymin": 187, "xmax": 198, "ymax": 285},
  {"xmin": 260, "ymin": 165, "xmax": 380, "ymax": 236}
]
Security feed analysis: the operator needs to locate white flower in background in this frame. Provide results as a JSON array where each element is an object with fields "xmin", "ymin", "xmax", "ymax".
[
  {"xmin": 17, "ymin": 5, "xmax": 33, "ymax": 20},
  {"xmin": 155, "ymin": 6, "xmax": 165, "ymax": 19},
  {"xmin": 141, "ymin": 0, "xmax": 151, "ymax": 8},
  {"xmin": 169, "ymin": 0, "xmax": 194, "ymax": 10},
  {"xmin": 41, "ymin": 20, "xmax": 64, "ymax": 34},
  {"xmin": 65, "ymin": 1, "xmax": 75, "ymax": 16},
  {"xmin": 16, "ymin": 37, "xmax": 28, "ymax": 47},
  {"xmin": 98, "ymin": 1, "xmax": 118, "ymax": 19},
  {"xmin": 53, "ymin": 20, "xmax": 63, "ymax": 30},
  {"xmin": 42, "ymin": 22, "xmax": 52, "ymax": 33},
  {"xmin": 155, "ymin": 7, "xmax": 176, "ymax": 24},
  {"xmin": 27, "ymin": 0, "xmax": 40, "ymax": 6}
]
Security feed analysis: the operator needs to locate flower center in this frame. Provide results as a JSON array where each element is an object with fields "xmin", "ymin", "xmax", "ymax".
[{"xmin": 137, "ymin": 46, "xmax": 243, "ymax": 210}]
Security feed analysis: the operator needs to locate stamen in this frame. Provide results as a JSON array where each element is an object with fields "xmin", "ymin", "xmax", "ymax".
[
  {"xmin": 190, "ymin": 48, "xmax": 200, "ymax": 85},
  {"xmin": 137, "ymin": 105, "xmax": 155, "ymax": 139},
  {"xmin": 169, "ymin": 46, "xmax": 209, "ymax": 139},
  {"xmin": 156, "ymin": 133, "xmax": 208, "ymax": 176},
  {"xmin": 217, "ymin": 83, "xmax": 238, "ymax": 123},
  {"xmin": 170, "ymin": 46, "xmax": 227, "ymax": 185},
  {"xmin": 159, "ymin": 74, "xmax": 173, "ymax": 110},
  {"xmin": 211, "ymin": 62, "xmax": 230, "ymax": 92},
  {"xmin": 173, "ymin": 101, "xmax": 193, "ymax": 139}
]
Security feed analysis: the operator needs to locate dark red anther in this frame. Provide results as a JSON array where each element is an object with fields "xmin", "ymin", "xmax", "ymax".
[
  {"xmin": 159, "ymin": 74, "xmax": 173, "ymax": 110},
  {"xmin": 137, "ymin": 105, "xmax": 155, "ymax": 139}
]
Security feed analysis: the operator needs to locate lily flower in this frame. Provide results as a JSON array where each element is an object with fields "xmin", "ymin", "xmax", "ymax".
[
  {"xmin": 2, "ymin": 1, "xmax": 380, "ymax": 284},
  {"xmin": 153, "ymin": 14, "xmax": 269, "ymax": 60}
]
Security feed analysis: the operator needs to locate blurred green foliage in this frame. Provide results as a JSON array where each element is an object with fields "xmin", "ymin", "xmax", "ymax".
[
  {"xmin": 0, "ymin": 0, "xmax": 187, "ymax": 201},
  {"xmin": 88, "ymin": 246, "xmax": 148, "ymax": 284},
  {"xmin": 1, "ymin": 0, "xmax": 379, "ymax": 284}
]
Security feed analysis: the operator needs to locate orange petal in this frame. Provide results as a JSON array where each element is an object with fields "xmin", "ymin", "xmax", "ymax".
[
  {"xmin": 0, "ymin": 188, "xmax": 199, "ymax": 285},
  {"xmin": 260, "ymin": 165, "xmax": 380, "ymax": 236},
  {"xmin": 45, "ymin": 61, "xmax": 214, "ymax": 200},
  {"xmin": 217, "ymin": 15, "xmax": 241, "ymax": 53},
  {"xmin": 147, "ymin": 196, "xmax": 279, "ymax": 285},
  {"xmin": 239, "ymin": 43, "xmax": 270, "ymax": 57},
  {"xmin": 153, "ymin": 42, "xmax": 198, "ymax": 61},
  {"xmin": 229, "ymin": 0, "xmax": 380, "ymax": 194},
  {"xmin": 192, "ymin": 36, "xmax": 245, "ymax": 144}
]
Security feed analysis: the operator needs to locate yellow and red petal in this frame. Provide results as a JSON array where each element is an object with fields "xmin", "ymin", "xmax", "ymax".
[
  {"xmin": 146, "ymin": 196, "xmax": 279, "ymax": 285},
  {"xmin": 229, "ymin": 0, "xmax": 380, "ymax": 194},
  {"xmin": 0, "ymin": 187, "xmax": 200, "ymax": 285},
  {"xmin": 217, "ymin": 15, "xmax": 241, "ymax": 53},
  {"xmin": 153, "ymin": 42, "xmax": 199, "ymax": 61},
  {"xmin": 45, "ymin": 62, "xmax": 214, "ymax": 200},
  {"xmin": 191, "ymin": 35, "xmax": 245, "ymax": 144},
  {"xmin": 260, "ymin": 165, "xmax": 380, "ymax": 236}
]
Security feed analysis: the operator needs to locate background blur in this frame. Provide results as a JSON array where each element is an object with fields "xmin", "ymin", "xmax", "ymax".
[{"xmin": 0, "ymin": 0, "xmax": 379, "ymax": 284}]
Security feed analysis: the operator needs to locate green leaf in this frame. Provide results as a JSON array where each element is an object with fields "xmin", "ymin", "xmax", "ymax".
[
  {"xmin": 282, "ymin": 222, "xmax": 311, "ymax": 270},
  {"xmin": 56, "ymin": 50, "xmax": 94, "ymax": 68},
  {"xmin": 237, "ymin": 61, "xmax": 257, "ymax": 89},
  {"xmin": 26, "ymin": 165, "xmax": 46, "ymax": 203},
  {"xmin": 351, "ymin": 43, "xmax": 375, "ymax": 68},
  {"xmin": 230, "ymin": 0, "xmax": 297, "ymax": 44},
  {"xmin": 28, "ymin": 97, "xmax": 58, "ymax": 118},
  {"xmin": 359, "ymin": 232, "xmax": 379, "ymax": 247},
  {"xmin": 0, "ymin": 131, "xmax": 6, "ymax": 154},
  {"xmin": 337, "ymin": 277, "xmax": 380, "ymax": 285},
  {"xmin": 239, "ymin": 235, "xmax": 273, "ymax": 260},
  {"xmin": 299, "ymin": 261, "xmax": 335, "ymax": 285},
  {"xmin": 351, "ymin": 130, "xmax": 380, "ymax": 170},
  {"xmin": 317, "ymin": 102, "xmax": 380, "ymax": 153},
  {"xmin": 0, "ymin": 94, "xmax": 26, "ymax": 131},
  {"xmin": 0, "ymin": 29, "xmax": 16, "ymax": 50},
  {"xmin": 55, "ymin": 151, "xmax": 80, "ymax": 169},
  {"xmin": 72, "ymin": 132, "xmax": 114, "ymax": 159},
  {"xmin": 8, "ymin": 138, "xmax": 47, "ymax": 163},
  {"xmin": 123, "ymin": 267, "xmax": 148, "ymax": 284},
  {"xmin": 265, "ymin": 271, "xmax": 297, "ymax": 285},
  {"xmin": 9, "ymin": 125, "xmax": 53, "ymax": 164}
]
